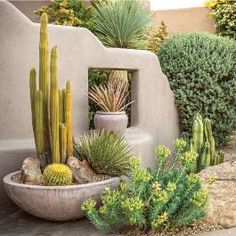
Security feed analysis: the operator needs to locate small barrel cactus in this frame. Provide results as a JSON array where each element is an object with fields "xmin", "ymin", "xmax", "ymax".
[{"xmin": 43, "ymin": 163, "xmax": 73, "ymax": 186}]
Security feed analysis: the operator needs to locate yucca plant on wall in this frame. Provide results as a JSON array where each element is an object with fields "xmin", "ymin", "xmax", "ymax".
[{"xmin": 92, "ymin": 0, "xmax": 152, "ymax": 84}]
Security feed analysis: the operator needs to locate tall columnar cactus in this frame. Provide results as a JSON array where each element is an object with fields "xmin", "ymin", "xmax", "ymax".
[
  {"xmin": 39, "ymin": 13, "xmax": 51, "ymax": 159},
  {"xmin": 50, "ymin": 46, "xmax": 60, "ymax": 163},
  {"xmin": 29, "ymin": 13, "xmax": 73, "ymax": 167},
  {"xmin": 189, "ymin": 113, "xmax": 224, "ymax": 173}
]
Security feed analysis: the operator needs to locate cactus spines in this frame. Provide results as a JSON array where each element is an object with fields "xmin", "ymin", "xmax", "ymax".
[
  {"xmin": 43, "ymin": 163, "xmax": 73, "ymax": 186},
  {"xmin": 65, "ymin": 81, "xmax": 73, "ymax": 157},
  {"xmin": 50, "ymin": 47, "xmax": 60, "ymax": 163},
  {"xmin": 39, "ymin": 12, "xmax": 51, "ymax": 159},
  {"xmin": 29, "ymin": 68, "xmax": 37, "ymax": 137},
  {"xmin": 198, "ymin": 142, "xmax": 211, "ymax": 172},
  {"xmin": 192, "ymin": 113, "xmax": 204, "ymax": 153},
  {"xmin": 34, "ymin": 90, "xmax": 45, "ymax": 166},
  {"xmin": 59, "ymin": 90, "xmax": 64, "ymax": 124},
  {"xmin": 204, "ymin": 118, "xmax": 216, "ymax": 165},
  {"xmin": 60, "ymin": 124, "xmax": 67, "ymax": 164}
]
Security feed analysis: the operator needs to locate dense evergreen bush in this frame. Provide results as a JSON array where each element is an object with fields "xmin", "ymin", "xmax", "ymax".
[
  {"xmin": 158, "ymin": 33, "xmax": 236, "ymax": 147},
  {"xmin": 205, "ymin": 0, "xmax": 236, "ymax": 40},
  {"xmin": 82, "ymin": 139, "xmax": 208, "ymax": 231}
]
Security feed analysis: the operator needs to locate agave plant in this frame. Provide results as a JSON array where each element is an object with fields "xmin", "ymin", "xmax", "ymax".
[
  {"xmin": 89, "ymin": 80, "xmax": 134, "ymax": 112},
  {"xmin": 74, "ymin": 130, "xmax": 132, "ymax": 176}
]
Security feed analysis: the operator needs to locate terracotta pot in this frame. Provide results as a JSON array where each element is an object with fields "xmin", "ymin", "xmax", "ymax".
[
  {"xmin": 94, "ymin": 111, "xmax": 128, "ymax": 135},
  {"xmin": 3, "ymin": 171, "xmax": 119, "ymax": 221}
]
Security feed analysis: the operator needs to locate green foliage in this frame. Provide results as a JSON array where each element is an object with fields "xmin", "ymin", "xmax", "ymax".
[
  {"xmin": 189, "ymin": 114, "xmax": 224, "ymax": 173},
  {"xmin": 92, "ymin": 0, "xmax": 152, "ymax": 48},
  {"xmin": 158, "ymin": 33, "xmax": 236, "ymax": 147},
  {"xmin": 146, "ymin": 21, "xmax": 168, "ymax": 53},
  {"xmin": 43, "ymin": 163, "xmax": 73, "ymax": 186},
  {"xmin": 74, "ymin": 130, "xmax": 132, "ymax": 176},
  {"xmin": 35, "ymin": 0, "xmax": 94, "ymax": 29},
  {"xmin": 82, "ymin": 140, "xmax": 208, "ymax": 231},
  {"xmin": 205, "ymin": 0, "xmax": 236, "ymax": 40}
]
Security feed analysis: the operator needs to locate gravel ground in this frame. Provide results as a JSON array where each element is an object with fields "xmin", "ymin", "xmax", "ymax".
[
  {"xmin": 221, "ymin": 132, "xmax": 236, "ymax": 162},
  {"xmin": 122, "ymin": 220, "xmax": 222, "ymax": 236}
]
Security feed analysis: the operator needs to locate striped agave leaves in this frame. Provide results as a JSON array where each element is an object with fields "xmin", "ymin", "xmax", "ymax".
[{"xmin": 88, "ymin": 81, "xmax": 134, "ymax": 112}]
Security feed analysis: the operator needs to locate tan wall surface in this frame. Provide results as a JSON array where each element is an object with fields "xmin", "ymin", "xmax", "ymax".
[
  {"xmin": 10, "ymin": 1, "xmax": 215, "ymax": 35},
  {"xmin": 0, "ymin": 1, "xmax": 179, "ymax": 205},
  {"xmin": 153, "ymin": 7, "xmax": 215, "ymax": 34}
]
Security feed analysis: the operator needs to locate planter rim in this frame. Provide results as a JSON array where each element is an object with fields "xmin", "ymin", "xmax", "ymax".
[
  {"xmin": 3, "ymin": 171, "xmax": 120, "ymax": 190},
  {"xmin": 96, "ymin": 111, "xmax": 126, "ymax": 115}
]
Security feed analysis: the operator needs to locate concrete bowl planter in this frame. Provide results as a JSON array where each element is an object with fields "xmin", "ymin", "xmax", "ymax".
[
  {"xmin": 94, "ymin": 111, "xmax": 128, "ymax": 135},
  {"xmin": 3, "ymin": 171, "xmax": 120, "ymax": 221}
]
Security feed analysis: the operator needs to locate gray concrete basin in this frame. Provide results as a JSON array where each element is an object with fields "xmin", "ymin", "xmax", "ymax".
[{"xmin": 3, "ymin": 171, "xmax": 120, "ymax": 221}]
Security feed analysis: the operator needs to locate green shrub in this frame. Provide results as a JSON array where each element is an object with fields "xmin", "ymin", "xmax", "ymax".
[
  {"xmin": 82, "ymin": 140, "xmax": 208, "ymax": 231},
  {"xmin": 158, "ymin": 33, "xmax": 236, "ymax": 147},
  {"xmin": 205, "ymin": 0, "xmax": 236, "ymax": 40},
  {"xmin": 35, "ymin": 0, "xmax": 94, "ymax": 29},
  {"xmin": 43, "ymin": 163, "xmax": 73, "ymax": 186},
  {"xmin": 74, "ymin": 130, "xmax": 132, "ymax": 176}
]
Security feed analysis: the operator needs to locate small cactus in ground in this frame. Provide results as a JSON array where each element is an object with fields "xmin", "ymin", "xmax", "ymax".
[
  {"xmin": 189, "ymin": 113, "xmax": 224, "ymax": 173},
  {"xmin": 43, "ymin": 163, "xmax": 73, "ymax": 186},
  {"xmin": 29, "ymin": 13, "xmax": 73, "ymax": 167}
]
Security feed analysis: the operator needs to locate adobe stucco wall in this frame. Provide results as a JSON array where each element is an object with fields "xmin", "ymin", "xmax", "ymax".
[
  {"xmin": 0, "ymin": 1, "xmax": 179, "ymax": 206},
  {"xmin": 153, "ymin": 7, "xmax": 215, "ymax": 34}
]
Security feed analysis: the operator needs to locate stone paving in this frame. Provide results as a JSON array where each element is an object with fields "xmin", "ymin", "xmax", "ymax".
[{"xmin": 0, "ymin": 206, "xmax": 236, "ymax": 236}]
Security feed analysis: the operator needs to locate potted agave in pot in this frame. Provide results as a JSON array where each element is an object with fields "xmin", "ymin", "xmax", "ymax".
[
  {"xmin": 89, "ymin": 81, "xmax": 134, "ymax": 135},
  {"xmin": 3, "ymin": 13, "xmax": 133, "ymax": 221}
]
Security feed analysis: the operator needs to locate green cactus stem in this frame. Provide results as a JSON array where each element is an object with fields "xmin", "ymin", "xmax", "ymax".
[
  {"xmin": 192, "ymin": 113, "xmax": 204, "ymax": 153},
  {"xmin": 198, "ymin": 142, "xmax": 211, "ymax": 171},
  {"xmin": 29, "ymin": 68, "xmax": 37, "ymax": 138},
  {"xmin": 50, "ymin": 46, "xmax": 60, "ymax": 163},
  {"xmin": 60, "ymin": 124, "xmax": 67, "ymax": 164},
  {"xmin": 34, "ymin": 90, "xmax": 46, "ymax": 166},
  {"xmin": 39, "ymin": 13, "xmax": 51, "ymax": 159},
  {"xmin": 59, "ymin": 89, "xmax": 64, "ymax": 124},
  {"xmin": 204, "ymin": 118, "xmax": 216, "ymax": 165},
  {"xmin": 64, "ymin": 81, "xmax": 73, "ymax": 157}
]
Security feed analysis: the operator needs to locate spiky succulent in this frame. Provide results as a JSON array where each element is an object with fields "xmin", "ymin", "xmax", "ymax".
[
  {"xmin": 74, "ymin": 130, "xmax": 132, "ymax": 176},
  {"xmin": 92, "ymin": 0, "xmax": 152, "ymax": 49},
  {"xmin": 43, "ymin": 163, "xmax": 73, "ymax": 186},
  {"xmin": 89, "ymin": 80, "xmax": 134, "ymax": 112}
]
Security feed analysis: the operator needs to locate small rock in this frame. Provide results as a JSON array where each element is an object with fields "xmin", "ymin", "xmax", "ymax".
[
  {"xmin": 21, "ymin": 157, "xmax": 43, "ymax": 185},
  {"xmin": 198, "ymin": 161, "xmax": 236, "ymax": 228},
  {"xmin": 67, "ymin": 156, "xmax": 97, "ymax": 184}
]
